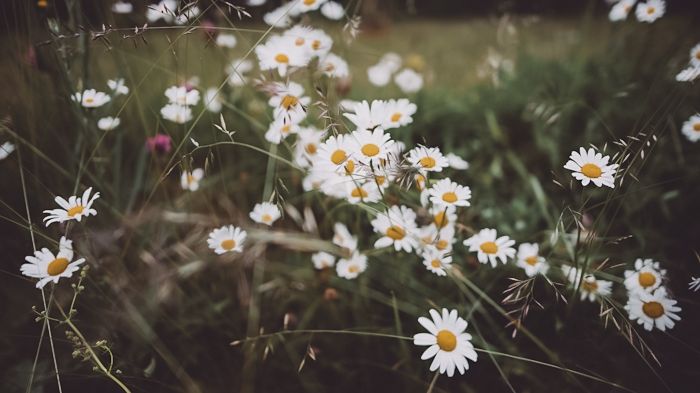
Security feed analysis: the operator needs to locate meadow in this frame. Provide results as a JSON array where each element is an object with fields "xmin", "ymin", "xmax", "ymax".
[{"xmin": 1, "ymin": 1, "xmax": 699, "ymax": 392}]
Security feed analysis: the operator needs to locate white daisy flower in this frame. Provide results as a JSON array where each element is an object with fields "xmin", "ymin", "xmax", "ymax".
[
  {"xmin": 319, "ymin": 53, "xmax": 349, "ymax": 78},
  {"xmin": 379, "ymin": 52, "xmax": 403, "ymax": 73},
  {"xmin": 624, "ymin": 258, "xmax": 666, "ymax": 294},
  {"xmin": 226, "ymin": 59, "xmax": 254, "ymax": 87},
  {"xmin": 268, "ymin": 81, "xmax": 310, "ymax": 123},
  {"xmin": 689, "ymin": 43, "xmax": 700, "ymax": 67},
  {"xmin": 408, "ymin": 145, "xmax": 449, "ymax": 172},
  {"xmin": 216, "ymin": 33, "xmax": 237, "ymax": 48},
  {"xmin": 675, "ymin": 65, "xmax": 700, "ymax": 82},
  {"xmin": 681, "ymin": 114, "xmax": 700, "ymax": 142},
  {"xmin": 292, "ymin": 0, "xmax": 327, "ymax": 13},
  {"xmin": 207, "ymin": 225, "xmax": 247, "ymax": 254},
  {"xmin": 463, "ymin": 228, "xmax": 515, "ymax": 267},
  {"xmin": 73, "ymin": 89, "xmax": 111, "ymax": 108},
  {"xmin": 564, "ymin": 147, "xmax": 618, "ymax": 188},
  {"xmin": 0, "ymin": 141, "xmax": 16, "ymax": 160},
  {"xmin": 345, "ymin": 181, "xmax": 381, "ymax": 204},
  {"xmin": 608, "ymin": 0, "xmax": 635, "ymax": 21},
  {"xmin": 516, "ymin": 243, "xmax": 549, "ymax": 277},
  {"xmin": 422, "ymin": 247, "xmax": 453, "ymax": 276},
  {"xmin": 249, "ymin": 202, "xmax": 281, "ymax": 226},
  {"xmin": 561, "ymin": 265, "xmax": 613, "ymax": 302},
  {"xmin": 161, "ymin": 103, "xmax": 192, "ymax": 124},
  {"xmin": 146, "ymin": 0, "xmax": 177, "ymax": 23},
  {"xmin": 263, "ymin": 4, "xmax": 294, "ymax": 28},
  {"xmin": 625, "ymin": 287, "xmax": 680, "ymax": 331},
  {"xmin": 43, "ymin": 187, "xmax": 100, "ymax": 226},
  {"xmin": 21, "ymin": 236, "xmax": 85, "ymax": 289},
  {"xmin": 371, "ymin": 205, "xmax": 418, "ymax": 252},
  {"xmin": 382, "ymin": 98, "xmax": 417, "ymax": 129},
  {"xmin": 203, "ymin": 88, "xmax": 223, "ymax": 113},
  {"xmin": 428, "ymin": 178, "xmax": 471, "ymax": 208},
  {"xmin": 107, "ymin": 78, "xmax": 129, "ymax": 95},
  {"xmin": 418, "ymin": 224, "xmax": 456, "ymax": 254},
  {"xmin": 97, "ymin": 117, "xmax": 120, "ymax": 131},
  {"xmin": 255, "ymin": 35, "xmax": 310, "ymax": 77},
  {"xmin": 343, "ymin": 100, "xmax": 388, "ymax": 132},
  {"xmin": 320, "ymin": 1, "xmax": 344, "ymax": 20},
  {"xmin": 333, "ymin": 222, "xmax": 358, "ymax": 253},
  {"xmin": 348, "ymin": 128, "xmax": 395, "ymax": 164},
  {"xmin": 367, "ymin": 63, "xmax": 393, "ymax": 87},
  {"xmin": 181, "ymin": 168, "xmax": 204, "ymax": 191},
  {"xmin": 394, "ymin": 68, "xmax": 424, "ymax": 93},
  {"xmin": 430, "ymin": 205, "xmax": 457, "ymax": 229},
  {"xmin": 689, "ymin": 277, "xmax": 700, "ymax": 292},
  {"xmin": 265, "ymin": 117, "xmax": 300, "ymax": 144},
  {"xmin": 294, "ymin": 127, "xmax": 325, "ymax": 168},
  {"xmin": 312, "ymin": 251, "xmax": 336, "ymax": 269},
  {"xmin": 336, "ymin": 252, "xmax": 367, "ymax": 279},
  {"xmin": 173, "ymin": 5, "xmax": 199, "ymax": 25},
  {"xmin": 165, "ymin": 85, "xmax": 200, "ymax": 106},
  {"xmin": 413, "ymin": 308, "xmax": 478, "ymax": 377},
  {"xmin": 635, "ymin": 0, "xmax": 665, "ymax": 23},
  {"xmin": 112, "ymin": 1, "xmax": 133, "ymax": 14},
  {"xmin": 315, "ymin": 134, "xmax": 355, "ymax": 172},
  {"xmin": 247, "ymin": 0, "xmax": 267, "ymax": 6},
  {"xmin": 446, "ymin": 152, "xmax": 469, "ymax": 170}
]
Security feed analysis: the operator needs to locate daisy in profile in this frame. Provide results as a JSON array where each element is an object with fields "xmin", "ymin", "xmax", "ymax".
[
  {"xmin": 268, "ymin": 81, "xmax": 310, "ymax": 123},
  {"xmin": 265, "ymin": 117, "xmax": 300, "ymax": 144},
  {"xmin": 446, "ymin": 152, "xmax": 469, "ymax": 170},
  {"xmin": 312, "ymin": 251, "xmax": 335, "ymax": 270},
  {"xmin": 181, "ymin": 168, "xmax": 204, "ymax": 191},
  {"xmin": 0, "ymin": 141, "xmax": 16, "ymax": 160},
  {"xmin": 333, "ymin": 223, "xmax": 358, "ymax": 253},
  {"xmin": 319, "ymin": 53, "xmax": 349, "ymax": 78},
  {"xmin": 216, "ymin": 33, "xmax": 237, "ymax": 48},
  {"xmin": 146, "ymin": 0, "xmax": 177, "ymax": 23},
  {"xmin": 635, "ymin": 0, "xmax": 665, "ymax": 23},
  {"xmin": 348, "ymin": 128, "xmax": 395, "ymax": 164},
  {"xmin": 381, "ymin": 98, "xmax": 416, "ymax": 129},
  {"xmin": 624, "ymin": 258, "xmax": 665, "ymax": 294},
  {"xmin": 107, "ymin": 78, "xmax": 129, "ymax": 95},
  {"xmin": 463, "ymin": 228, "xmax": 515, "ymax": 267},
  {"xmin": 249, "ymin": 202, "xmax": 281, "ymax": 226},
  {"xmin": 394, "ymin": 68, "xmax": 423, "ymax": 93},
  {"xmin": 43, "ymin": 187, "xmax": 100, "ymax": 226},
  {"xmin": 165, "ymin": 85, "xmax": 200, "ymax": 106},
  {"xmin": 336, "ymin": 252, "xmax": 367, "ymax": 279},
  {"xmin": 255, "ymin": 35, "xmax": 309, "ymax": 77},
  {"xmin": 676, "ymin": 65, "xmax": 700, "ymax": 82},
  {"xmin": 97, "ymin": 116, "xmax": 120, "ymax": 131},
  {"xmin": 422, "ymin": 247, "xmax": 453, "ymax": 276},
  {"xmin": 564, "ymin": 147, "xmax": 618, "ymax": 188},
  {"xmin": 516, "ymin": 243, "xmax": 549, "ymax": 277},
  {"xmin": 428, "ymin": 178, "xmax": 471, "ymax": 208},
  {"xmin": 343, "ymin": 100, "xmax": 388, "ymax": 131},
  {"xmin": 408, "ymin": 145, "xmax": 449, "ymax": 172},
  {"xmin": 561, "ymin": 265, "xmax": 612, "ymax": 302},
  {"xmin": 73, "ymin": 89, "xmax": 111, "ymax": 108},
  {"xmin": 625, "ymin": 287, "xmax": 680, "ymax": 331},
  {"xmin": 207, "ymin": 225, "xmax": 247, "ymax": 254},
  {"xmin": 413, "ymin": 308, "xmax": 478, "ymax": 377},
  {"xmin": 371, "ymin": 205, "xmax": 418, "ymax": 252},
  {"xmin": 320, "ymin": 1, "xmax": 344, "ymax": 20},
  {"xmin": 161, "ymin": 104, "xmax": 192, "ymax": 124},
  {"xmin": 608, "ymin": 0, "xmax": 635, "ymax": 21},
  {"xmin": 21, "ymin": 237, "xmax": 85, "ymax": 289},
  {"xmin": 681, "ymin": 114, "xmax": 700, "ymax": 142}
]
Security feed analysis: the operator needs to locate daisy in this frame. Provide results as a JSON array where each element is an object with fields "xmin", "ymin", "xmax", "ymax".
[
  {"xmin": 382, "ymin": 99, "xmax": 417, "ymax": 129},
  {"xmin": 394, "ymin": 68, "xmax": 423, "ymax": 93},
  {"xmin": 97, "ymin": 116, "xmax": 120, "ymax": 131},
  {"xmin": 319, "ymin": 53, "xmax": 349, "ymax": 79},
  {"xmin": 112, "ymin": 1, "xmax": 133, "ymax": 14},
  {"xmin": 43, "ymin": 187, "xmax": 100, "ymax": 226},
  {"xmin": 379, "ymin": 52, "xmax": 403, "ymax": 73},
  {"xmin": 207, "ymin": 225, "xmax": 247, "ymax": 254},
  {"xmin": 161, "ymin": 104, "xmax": 192, "ymax": 124},
  {"xmin": 417, "ymin": 224, "xmax": 455, "ymax": 254},
  {"xmin": 516, "ymin": 243, "xmax": 549, "ymax": 277},
  {"xmin": 624, "ymin": 258, "xmax": 666, "ymax": 294},
  {"xmin": 367, "ymin": 63, "xmax": 393, "ymax": 87},
  {"xmin": 305, "ymin": 29, "xmax": 333, "ymax": 58},
  {"xmin": 312, "ymin": 251, "xmax": 336, "ymax": 270},
  {"xmin": 294, "ymin": 127, "xmax": 325, "ymax": 167},
  {"xmin": 292, "ymin": 0, "xmax": 326, "ymax": 13},
  {"xmin": 689, "ymin": 43, "xmax": 700, "ymax": 67},
  {"xmin": 216, "ymin": 33, "xmax": 237, "ymax": 48},
  {"xmin": 165, "ymin": 85, "xmax": 200, "ymax": 106},
  {"xmin": 446, "ymin": 152, "xmax": 469, "ymax": 170},
  {"xmin": 315, "ymin": 134, "xmax": 354, "ymax": 172},
  {"xmin": 344, "ymin": 100, "xmax": 388, "ymax": 132},
  {"xmin": 173, "ymin": 5, "xmax": 199, "ymax": 25},
  {"xmin": 320, "ymin": 1, "xmax": 344, "ymax": 20},
  {"xmin": 336, "ymin": 252, "xmax": 367, "ymax": 279},
  {"xmin": 249, "ymin": 202, "xmax": 281, "ymax": 226},
  {"xmin": 247, "ymin": 0, "xmax": 267, "ymax": 6},
  {"xmin": 564, "ymin": 147, "xmax": 618, "ymax": 188},
  {"xmin": 348, "ymin": 128, "xmax": 395, "ymax": 164},
  {"xmin": 107, "ymin": 78, "xmax": 129, "ymax": 95},
  {"xmin": 428, "ymin": 178, "xmax": 471, "ymax": 208},
  {"xmin": 408, "ymin": 145, "xmax": 449, "ymax": 172},
  {"xmin": 635, "ymin": 0, "xmax": 665, "ymax": 23},
  {"xmin": 73, "ymin": 89, "xmax": 111, "ymax": 108},
  {"xmin": 463, "ymin": 228, "xmax": 515, "ymax": 267},
  {"xmin": 608, "ymin": 0, "xmax": 635, "ymax": 21},
  {"xmin": 430, "ymin": 205, "xmax": 457, "ymax": 229},
  {"xmin": 333, "ymin": 222, "xmax": 358, "ymax": 253},
  {"xmin": 265, "ymin": 117, "xmax": 301, "ymax": 144},
  {"xmin": 371, "ymin": 205, "xmax": 418, "ymax": 252},
  {"xmin": 561, "ymin": 265, "xmax": 613, "ymax": 302},
  {"xmin": 146, "ymin": 0, "xmax": 177, "ymax": 23},
  {"xmin": 345, "ymin": 181, "xmax": 382, "ymax": 204},
  {"xmin": 255, "ymin": 35, "xmax": 310, "ymax": 77},
  {"xmin": 226, "ymin": 59, "xmax": 254, "ymax": 87},
  {"xmin": 413, "ymin": 308, "xmax": 478, "ymax": 377},
  {"xmin": 422, "ymin": 247, "xmax": 453, "ymax": 276},
  {"xmin": 625, "ymin": 287, "xmax": 680, "ymax": 331},
  {"xmin": 681, "ymin": 114, "xmax": 700, "ymax": 142},
  {"xmin": 689, "ymin": 277, "xmax": 700, "ymax": 292},
  {"xmin": 0, "ymin": 141, "xmax": 16, "ymax": 160},
  {"xmin": 263, "ymin": 4, "xmax": 294, "ymax": 28},
  {"xmin": 21, "ymin": 236, "xmax": 85, "ymax": 289},
  {"xmin": 181, "ymin": 168, "xmax": 204, "ymax": 191},
  {"xmin": 268, "ymin": 81, "xmax": 310, "ymax": 123}
]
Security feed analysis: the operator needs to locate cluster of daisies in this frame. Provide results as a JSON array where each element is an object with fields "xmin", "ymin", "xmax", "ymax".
[
  {"xmin": 678, "ymin": 43, "xmax": 700, "ymax": 142},
  {"xmin": 607, "ymin": 0, "xmax": 665, "ymax": 23},
  {"xmin": 72, "ymin": 78, "xmax": 128, "ymax": 131},
  {"xmin": 160, "ymin": 81, "xmax": 224, "ymax": 125}
]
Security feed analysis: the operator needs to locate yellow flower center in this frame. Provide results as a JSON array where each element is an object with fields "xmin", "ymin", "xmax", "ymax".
[
  {"xmin": 303, "ymin": 0, "xmax": 316, "ymax": 5},
  {"xmin": 361, "ymin": 143, "xmax": 380, "ymax": 157},
  {"xmin": 84, "ymin": 97, "xmax": 94, "ymax": 104},
  {"xmin": 294, "ymin": 37, "xmax": 305, "ymax": 46},
  {"xmin": 348, "ymin": 264, "xmax": 359, "ymax": 273},
  {"xmin": 280, "ymin": 95, "xmax": 299, "ymax": 110},
  {"xmin": 420, "ymin": 156, "xmax": 436, "ymax": 169},
  {"xmin": 331, "ymin": 149, "xmax": 348, "ymax": 165},
  {"xmin": 274, "ymin": 53, "xmax": 289, "ymax": 64},
  {"xmin": 434, "ymin": 211, "xmax": 448, "ymax": 227},
  {"xmin": 37, "ymin": 0, "xmax": 48, "ymax": 8},
  {"xmin": 582, "ymin": 279, "xmax": 598, "ymax": 292},
  {"xmin": 431, "ymin": 259, "xmax": 441, "ymax": 268},
  {"xmin": 305, "ymin": 143, "xmax": 317, "ymax": 155},
  {"xmin": 580, "ymin": 163, "xmax": 602, "ymax": 179},
  {"xmin": 67, "ymin": 205, "xmax": 84, "ymax": 217},
  {"xmin": 350, "ymin": 186, "xmax": 367, "ymax": 198},
  {"xmin": 436, "ymin": 239, "xmax": 448, "ymax": 250},
  {"xmin": 281, "ymin": 124, "xmax": 292, "ymax": 134},
  {"xmin": 525, "ymin": 255, "xmax": 538, "ymax": 266},
  {"xmin": 442, "ymin": 192, "xmax": 458, "ymax": 203},
  {"xmin": 344, "ymin": 160, "xmax": 355, "ymax": 174},
  {"xmin": 311, "ymin": 40, "xmax": 321, "ymax": 50},
  {"xmin": 436, "ymin": 330, "xmax": 457, "ymax": 352},
  {"xmin": 642, "ymin": 301, "xmax": 664, "ymax": 319},
  {"xmin": 646, "ymin": 6, "xmax": 655, "ymax": 15},
  {"xmin": 415, "ymin": 174, "xmax": 426, "ymax": 191},
  {"xmin": 480, "ymin": 241, "xmax": 498, "ymax": 254},
  {"xmin": 220, "ymin": 239, "xmax": 236, "ymax": 251},
  {"xmin": 693, "ymin": 123, "xmax": 700, "ymax": 132},
  {"xmin": 262, "ymin": 214, "xmax": 272, "ymax": 223},
  {"xmin": 386, "ymin": 225, "xmax": 406, "ymax": 240},
  {"xmin": 638, "ymin": 272, "xmax": 656, "ymax": 288},
  {"xmin": 47, "ymin": 258, "xmax": 69, "ymax": 276},
  {"xmin": 390, "ymin": 112, "xmax": 402, "ymax": 122}
]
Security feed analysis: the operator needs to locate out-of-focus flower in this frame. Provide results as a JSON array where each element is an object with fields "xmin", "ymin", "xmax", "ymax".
[
  {"xmin": 146, "ymin": 133, "xmax": 172, "ymax": 154},
  {"xmin": 73, "ymin": 89, "xmax": 111, "ymax": 108},
  {"xmin": 97, "ymin": 116, "xmax": 121, "ymax": 131},
  {"xmin": 394, "ymin": 68, "xmax": 424, "ymax": 93},
  {"xmin": 112, "ymin": 1, "xmax": 133, "ymax": 14}
]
